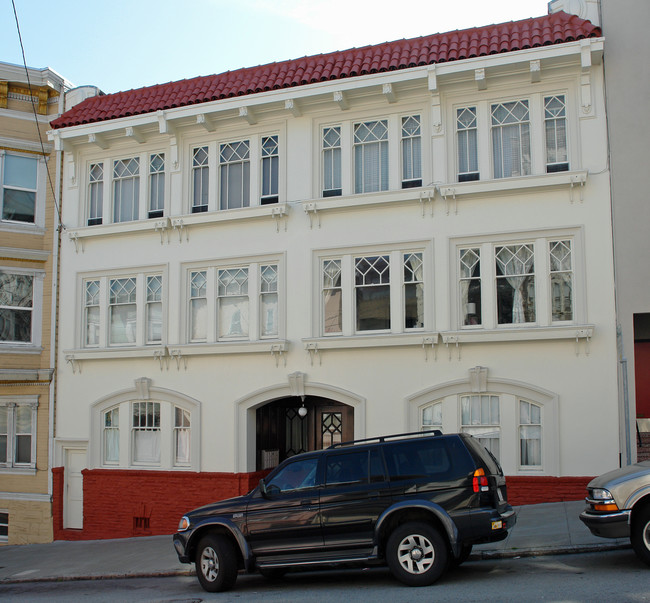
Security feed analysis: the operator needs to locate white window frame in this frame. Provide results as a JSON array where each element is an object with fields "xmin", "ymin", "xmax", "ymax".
[
  {"xmin": 0, "ymin": 510, "xmax": 7, "ymax": 542},
  {"xmin": 92, "ymin": 387, "xmax": 199, "ymax": 471},
  {"xmin": 79, "ymin": 269, "xmax": 166, "ymax": 349},
  {"xmin": 453, "ymin": 230, "xmax": 582, "ymax": 330},
  {"xmin": 148, "ymin": 153, "xmax": 165, "ymax": 218},
  {"xmin": 420, "ymin": 401, "xmax": 442, "ymax": 432},
  {"xmin": 400, "ymin": 114, "xmax": 422, "ymax": 188},
  {"xmin": 192, "ymin": 146, "xmax": 209, "ymax": 214},
  {"xmin": 448, "ymin": 88, "xmax": 575, "ymax": 184},
  {"xmin": 0, "ymin": 267, "xmax": 44, "ymax": 351},
  {"xmin": 220, "ymin": 139, "xmax": 250, "ymax": 210},
  {"xmin": 544, "ymin": 94, "xmax": 569, "ymax": 173},
  {"xmin": 87, "ymin": 162, "xmax": 104, "ymax": 226},
  {"xmin": 184, "ymin": 256, "xmax": 283, "ymax": 344},
  {"xmin": 456, "ymin": 106, "xmax": 479, "ymax": 182},
  {"xmin": 0, "ymin": 150, "xmax": 43, "ymax": 227},
  {"xmin": 260, "ymin": 135, "xmax": 279, "ymax": 204},
  {"xmin": 315, "ymin": 243, "xmax": 431, "ymax": 338},
  {"xmin": 322, "ymin": 126, "xmax": 342, "ymax": 197},
  {"xmin": 0, "ymin": 396, "xmax": 38, "ymax": 470},
  {"xmin": 112, "ymin": 157, "xmax": 140, "ymax": 223},
  {"xmin": 519, "ymin": 399, "xmax": 543, "ymax": 469}
]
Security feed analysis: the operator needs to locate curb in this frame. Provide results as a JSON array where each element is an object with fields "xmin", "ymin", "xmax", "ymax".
[{"xmin": 0, "ymin": 544, "xmax": 632, "ymax": 585}]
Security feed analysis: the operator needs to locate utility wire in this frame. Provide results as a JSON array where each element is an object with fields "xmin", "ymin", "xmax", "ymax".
[{"xmin": 11, "ymin": 0, "xmax": 64, "ymax": 230}]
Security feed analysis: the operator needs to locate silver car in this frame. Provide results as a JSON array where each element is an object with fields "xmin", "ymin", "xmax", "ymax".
[{"xmin": 579, "ymin": 461, "xmax": 650, "ymax": 566}]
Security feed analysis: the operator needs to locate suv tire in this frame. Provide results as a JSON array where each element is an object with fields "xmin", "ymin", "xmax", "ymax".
[
  {"xmin": 386, "ymin": 522, "xmax": 448, "ymax": 586},
  {"xmin": 195, "ymin": 534, "xmax": 238, "ymax": 592},
  {"xmin": 631, "ymin": 503, "xmax": 650, "ymax": 567}
]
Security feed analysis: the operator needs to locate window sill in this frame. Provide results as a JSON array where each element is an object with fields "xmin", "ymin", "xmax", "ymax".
[
  {"xmin": 303, "ymin": 332, "xmax": 439, "ymax": 351},
  {"xmin": 438, "ymin": 170, "xmax": 588, "ymax": 210},
  {"xmin": 0, "ymin": 467, "xmax": 37, "ymax": 476},
  {"xmin": 441, "ymin": 324, "xmax": 594, "ymax": 344},
  {"xmin": 0, "ymin": 222, "xmax": 45, "ymax": 235},
  {"xmin": 303, "ymin": 187, "xmax": 435, "ymax": 226},
  {"xmin": 0, "ymin": 344, "xmax": 43, "ymax": 355},
  {"xmin": 67, "ymin": 204, "xmax": 290, "ymax": 249}
]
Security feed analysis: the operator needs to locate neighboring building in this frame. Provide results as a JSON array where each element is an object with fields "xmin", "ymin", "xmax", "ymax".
[
  {"xmin": 0, "ymin": 62, "xmax": 70, "ymax": 544},
  {"xmin": 50, "ymin": 9, "xmax": 614, "ymax": 540},
  {"xmin": 598, "ymin": 0, "xmax": 650, "ymax": 461}
]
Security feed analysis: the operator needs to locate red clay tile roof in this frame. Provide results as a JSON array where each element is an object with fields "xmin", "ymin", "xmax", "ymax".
[{"xmin": 51, "ymin": 11, "xmax": 600, "ymax": 130}]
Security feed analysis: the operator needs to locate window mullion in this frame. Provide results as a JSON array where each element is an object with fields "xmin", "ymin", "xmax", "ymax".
[
  {"xmin": 482, "ymin": 242, "xmax": 496, "ymax": 329},
  {"xmin": 530, "ymin": 94, "xmax": 544, "ymax": 175},
  {"xmin": 390, "ymin": 250, "xmax": 402, "ymax": 334},
  {"xmin": 535, "ymin": 238, "xmax": 551, "ymax": 326},
  {"xmin": 206, "ymin": 267, "xmax": 217, "ymax": 343},
  {"xmin": 341, "ymin": 255, "xmax": 354, "ymax": 336},
  {"xmin": 476, "ymin": 101, "xmax": 490, "ymax": 184},
  {"xmin": 249, "ymin": 135, "xmax": 260, "ymax": 207},
  {"xmin": 135, "ymin": 274, "xmax": 145, "ymax": 346},
  {"xmin": 387, "ymin": 115, "xmax": 399, "ymax": 193},
  {"xmin": 249, "ymin": 263, "xmax": 260, "ymax": 341},
  {"xmin": 99, "ymin": 276, "xmax": 108, "ymax": 347},
  {"xmin": 340, "ymin": 123, "xmax": 352, "ymax": 196}
]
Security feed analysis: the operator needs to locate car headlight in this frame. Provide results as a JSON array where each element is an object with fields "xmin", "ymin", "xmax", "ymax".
[
  {"xmin": 178, "ymin": 516, "xmax": 191, "ymax": 531},
  {"xmin": 591, "ymin": 488, "xmax": 614, "ymax": 501}
]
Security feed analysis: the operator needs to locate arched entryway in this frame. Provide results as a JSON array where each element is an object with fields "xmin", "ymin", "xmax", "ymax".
[{"xmin": 255, "ymin": 396, "xmax": 353, "ymax": 470}]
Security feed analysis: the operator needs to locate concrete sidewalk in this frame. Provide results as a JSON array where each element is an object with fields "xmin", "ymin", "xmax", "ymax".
[{"xmin": 0, "ymin": 500, "xmax": 631, "ymax": 583}]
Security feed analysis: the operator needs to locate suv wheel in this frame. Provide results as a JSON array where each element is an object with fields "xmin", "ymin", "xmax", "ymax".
[
  {"xmin": 386, "ymin": 522, "xmax": 448, "ymax": 586},
  {"xmin": 195, "ymin": 534, "xmax": 238, "ymax": 592},
  {"xmin": 631, "ymin": 504, "xmax": 650, "ymax": 567}
]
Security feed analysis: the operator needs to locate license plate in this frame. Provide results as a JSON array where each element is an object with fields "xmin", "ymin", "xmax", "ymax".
[{"xmin": 491, "ymin": 520, "xmax": 503, "ymax": 530}]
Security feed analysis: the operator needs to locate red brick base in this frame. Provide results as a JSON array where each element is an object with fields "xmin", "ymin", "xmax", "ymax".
[{"xmin": 51, "ymin": 468, "xmax": 592, "ymax": 541}]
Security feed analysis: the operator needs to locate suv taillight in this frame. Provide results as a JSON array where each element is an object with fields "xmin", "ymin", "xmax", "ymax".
[{"xmin": 473, "ymin": 468, "xmax": 489, "ymax": 493}]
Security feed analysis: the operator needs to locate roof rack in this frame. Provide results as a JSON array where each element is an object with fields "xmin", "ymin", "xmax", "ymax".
[{"xmin": 328, "ymin": 430, "xmax": 442, "ymax": 449}]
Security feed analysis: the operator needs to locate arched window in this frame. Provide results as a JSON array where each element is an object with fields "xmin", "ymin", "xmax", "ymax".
[{"xmin": 420, "ymin": 401, "xmax": 442, "ymax": 432}]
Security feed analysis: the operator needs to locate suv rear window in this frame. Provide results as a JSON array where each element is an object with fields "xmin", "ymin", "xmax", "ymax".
[
  {"xmin": 462, "ymin": 435, "xmax": 503, "ymax": 476},
  {"xmin": 383, "ymin": 436, "xmax": 475, "ymax": 481}
]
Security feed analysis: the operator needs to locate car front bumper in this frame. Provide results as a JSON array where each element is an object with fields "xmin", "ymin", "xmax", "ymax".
[{"xmin": 579, "ymin": 508, "xmax": 631, "ymax": 539}]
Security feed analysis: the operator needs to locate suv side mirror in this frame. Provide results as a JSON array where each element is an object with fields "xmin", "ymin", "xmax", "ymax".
[{"xmin": 259, "ymin": 478, "xmax": 269, "ymax": 499}]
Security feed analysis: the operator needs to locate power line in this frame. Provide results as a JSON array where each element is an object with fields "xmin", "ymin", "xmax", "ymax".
[{"xmin": 11, "ymin": 0, "xmax": 65, "ymax": 231}]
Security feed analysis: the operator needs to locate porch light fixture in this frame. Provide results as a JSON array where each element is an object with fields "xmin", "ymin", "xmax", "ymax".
[{"xmin": 298, "ymin": 404, "xmax": 308, "ymax": 418}]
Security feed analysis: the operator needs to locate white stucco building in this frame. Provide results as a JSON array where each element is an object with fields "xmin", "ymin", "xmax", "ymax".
[{"xmin": 49, "ymin": 5, "xmax": 617, "ymax": 538}]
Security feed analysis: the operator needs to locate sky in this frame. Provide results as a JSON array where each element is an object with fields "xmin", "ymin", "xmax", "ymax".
[{"xmin": 1, "ymin": 0, "xmax": 551, "ymax": 94}]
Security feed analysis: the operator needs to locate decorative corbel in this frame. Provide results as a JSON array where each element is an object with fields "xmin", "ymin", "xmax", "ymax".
[
  {"xmin": 65, "ymin": 354, "xmax": 80, "ymax": 374},
  {"xmin": 125, "ymin": 126, "xmax": 145, "ymax": 144},
  {"xmin": 88, "ymin": 133, "xmax": 108, "ymax": 150},
  {"xmin": 153, "ymin": 349, "xmax": 167, "ymax": 371},
  {"xmin": 475, "ymin": 68, "xmax": 487, "ymax": 91},
  {"xmin": 169, "ymin": 348, "xmax": 187, "ymax": 370},
  {"xmin": 382, "ymin": 83, "xmax": 397, "ymax": 104},
  {"xmin": 419, "ymin": 190, "xmax": 435, "ymax": 217},
  {"xmin": 285, "ymin": 99, "xmax": 302, "ymax": 118},
  {"xmin": 68, "ymin": 231, "xmax": 84, "ymax": 253},
  {"xmin": 270, "ymin": 344, "xmax": 286, "ymax": 367},
  {"xmin": 239, "ymin": 106, "xmax": 257, "ymax": 125},
  {"xmin": 197, "ymin": 113, "xmax": 216, "ymax": 132},
  {"xmin": 171, "ymin": 217, "xmax": 188, "ymax": 242},
  {"xmin": 303, "ymin": 202, "xmax": 320, "ymax": 229},
  {"xmin": 422, "ymin": 336, "xmax": 437, "ymax": 361},
  {"xmin": 442, "ymin": 334, "xmax": 461, "ymax": 361},
  {"xmin": 305, "ymin": 342, "xmax": 321, "ymax": 366},
  {"xmin": 569, "ymin": 173, "xmax": 587, "ymax": 203},
  {"xmin": 438, "ymin": 186, "xmax": 457, "ymax": 215},
  {"xmin": 333, "ymin": 91, "xmax": 349, "ymax": 111},
  {"xmin": 575, "ymin": 328, "xmax": 592, "ymax": 356},
  {"xmin": 154, "ymin": 218, "xmax": 170, "ymax": 244},
  {"xmin": 530, "ymin": 60, "xmax": 541, "ymax": 83},
  {"xmin": 271, "ymin": 206, "xmax": 288, "ymax": 232},
  {"xmin": 157, "ymin": 110, "xmax": 176, "ymax": 136}
]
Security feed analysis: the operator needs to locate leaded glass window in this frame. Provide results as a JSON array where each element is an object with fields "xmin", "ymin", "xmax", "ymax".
[
  {"xmin": 220, "ymin": 140, "xmax": 250, "ymax": 210},
  {"xmin": 354, "ymin": 120, "xmax": 389, "ymax": 193},
  {"xmin": 355, "ymin": 255, "xmax": 390, "ymax": 332},
  {"xmin": 189, "ymin": 271, "xmax": 207, "ymax": 342},
  {"xmin": 218, "ymin": 267, "xmax": 249, "ymax": 338},
  {"xmin": 461, "ymin": 395, "xmax": 500, "ymax": 460},
  {"xmin": 132, "ymin": 401, "xmax": 160, "ymax": 464},
  {"xmin": 192, "ymin": 147, "xmax": 209, "ymax": 213},
  {"xmin": 113, "ymin": 158, "xmax": 140, "ymax": 223},
  {"xmin": 322, "ymin": 259, "xmax": 342, "ymax": 334},
  {"xmin": 322, "ymin": 126, "xmax": 342, "ymax": 197},
  {"xmin": 261, "ymin": 136, "xmax": 278, "ymax": 204},
  {"xmin": 146, "ymin": 275, "xmax": 163, "ymax": 343},
  {"xmin": 404, "ymin": 252, "xmax": 424, "ymax": 329},
  {"xmin": 84, "ymin": 280, "xmax": 100, "ymax": 347},
  {"xmin": 401, "ymin": 115, "xmax": 422, "ymax": 188},
  {"xmin": 457, "ymin": 107, "xmax": 479, "ymax": 181},
  {"xmin": 549, "ymin": 240, "xmax": 573, "ymax": 322},
  {"xmin": 109, "ymin": 277, "xmax": 137, "ymax": 345},
  {"xmin": 88, "ymin": 163, "xmax": 103, "ymax": 225},
  {"xmin": 492, "ymin": 100, "xmax": 531, "ymax": 178},
  {"xmin": 460, "ymin": 248, "xmax": 481, "ymax": 326},
  {"xmin": 260, "ymin": 264, "xmax": 278, "ymax": 337},
  {"xmin": 519, "ymin": 400, "xmax": 542, "ymax": 467},
  {"xmin": 0, "ymin": 272, "xmax": 33, "ymax": 343},
  {"xmin": 149, "ymin": 153, "xmax": 165, "ymax": 218},
  {"xmin": 545, "ymin": 95, "xmax": 568, "ymax": 172},
  {"xmin": 495, "ymin": 244, "xmax": 535, "ymax": 324}
]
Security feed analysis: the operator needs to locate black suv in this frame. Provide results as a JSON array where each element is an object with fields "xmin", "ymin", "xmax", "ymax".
[{"xmin": 173, "ymin": 431, "xmax": 516, "ymax": 592}]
